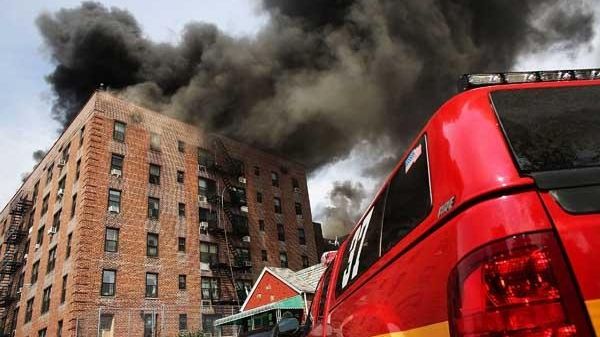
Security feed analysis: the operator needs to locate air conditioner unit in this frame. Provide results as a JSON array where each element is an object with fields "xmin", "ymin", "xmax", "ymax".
[
  {"xmin": 240, "ymin": 206, "xmax": 248, "ymax": 213},
  {"xmin": 16, "ymin": 287, "xmax": 22, "ymax": 294},
  {"xmin": 48, "ymin": 227, "xmax": 57, "ymax": 235},
  {"xmin": 242, "ymin": 236, "xmax": 251, "ymax": 243},
  {"xmin": 199, "ymin": 222, "xmax": 209, "ymax": 231},
  {"xmin": 28, "ymin": 227, "xmax": 32, "ymax": 234},
  {"xmin": 243, "ymin": 261, "xmax": 252, "ymax": 267},
  {"xmin": 293, "ymin": 187, "xmax": 301, "ymax": 193},
  {"xmin": 34, "ymin": 243, "xmax": 40, "ymax": 250},
  {"xmin": 110, "ymin": 168, "xmax": 122, "ymax": 177},
  {"xmin": 198, "ymin": 195, "xmax": 208, "ymax": 203},
  {"xmin": 23, "ymin": 254, "xmax": 28, "ymax": 260},
  {"xmin": 57, "ymin": 159, "xmax": 66, "ymax": 167},
  {"xmin": 238, "ymin": 177, "xmax": 247, "ymax": 184},
  {"xmin": 57, "ymin": 188, "xmax": 65, "ymax": 198},
  {"xmin": 108, "ymin": 205, "xmax": 119, "ymax": 213}
]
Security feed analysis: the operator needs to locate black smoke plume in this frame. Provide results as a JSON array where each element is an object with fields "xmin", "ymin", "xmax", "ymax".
[
  {"xmin": 37, "ymin": 1, "xmax": 594, "ymax": 233},
  {"xmin": 320, "ymin": 180, "xmax": 367, "ymax": 237}
]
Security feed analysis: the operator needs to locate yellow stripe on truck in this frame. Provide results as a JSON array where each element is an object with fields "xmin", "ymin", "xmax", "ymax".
[
  {"xmin": 373, "ymin": 321, "xmax": 450, "ymax": 337},
  {"xmin": 587, "ymin": 299, "xmax": 600, "ymax": 337}
]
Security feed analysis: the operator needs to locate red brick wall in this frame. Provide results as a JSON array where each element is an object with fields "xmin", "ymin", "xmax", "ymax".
[{"xmin": 244, "ymin": 272, "xmax": 298, "ymax": 311}]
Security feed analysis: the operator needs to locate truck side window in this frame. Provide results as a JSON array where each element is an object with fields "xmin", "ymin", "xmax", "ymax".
[
  {"xmin": 316, "ymin": 266, "xmax": 333, "ymax": 322},
  {"xmin": 381, "ymin": 136, "xmax": 432, "ymax": 254}
]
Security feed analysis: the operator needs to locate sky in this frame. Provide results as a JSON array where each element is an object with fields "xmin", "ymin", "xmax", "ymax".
[{"xmin": 1, "ymin": 1, "xmax": 599, "ymax": 227}]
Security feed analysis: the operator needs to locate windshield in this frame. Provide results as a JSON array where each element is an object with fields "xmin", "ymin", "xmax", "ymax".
[{"xmin": 491, "ymin": 85, "xmax": 600, "ymax": 173}]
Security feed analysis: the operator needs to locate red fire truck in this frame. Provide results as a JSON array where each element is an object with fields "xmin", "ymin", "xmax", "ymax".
[{"xmin": 275, "ymin": 69, "xmax": 600, "ymax": 337}]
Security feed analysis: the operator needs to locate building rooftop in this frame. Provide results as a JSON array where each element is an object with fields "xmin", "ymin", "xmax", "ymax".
[{"xmin": 267, "ymin": 263, "xmax": 327, "ymax": 293}]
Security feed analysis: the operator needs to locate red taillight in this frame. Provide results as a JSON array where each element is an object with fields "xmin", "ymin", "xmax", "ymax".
[{"xmin": 449, "ymin": 232, "xmax": 593, "ymax": 337}]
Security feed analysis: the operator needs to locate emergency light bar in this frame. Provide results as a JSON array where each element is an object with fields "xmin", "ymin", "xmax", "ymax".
[{"xmin": 459, "ymin": 68, "xmax": 600, "ymax": 91}]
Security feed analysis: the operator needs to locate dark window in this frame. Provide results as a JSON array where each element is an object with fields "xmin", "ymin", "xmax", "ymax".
[
  {"xmin": 178, "ymin": 275, "xmax": 187, "ymax": 290},
  {"xmin": 178, "ymin": 237, "xmax": 186, "ymax": 253},
  {"xmin": 146, "ymin": 273, "xmax": 158, "ymax": 297},
  {"xmin": 148, "ymin": 197, "xmax": 160, "ymax": 219},
  {"xmin": 58, "ymin": 320, "xmax": 63, "ymax": 337},
  {"xmin": 108, "ymin": 189, "xmax": 121, "ymax": 213},
  {"xmin": 277, "ymin": 224, "xmax": 285, "ymax": 241},
  {"xmin": 150, "ymin": 132, "xmax": 161, "ymax": 151},
  {"xmin": 178, "ymin": 203, "xmax": 186, "ymax": 217},
  {"xmin": 61, "ymin": 274, "xmax": 67, "ymax": 303},
  {"xmin": 203, "ymin": 315, "xmax": 220, "ymax": 334},
  {"xmin": 380, "ymin": 136, "xmax": 431, "ymax": 254},
  {"xmin": 66, "ymin": 233, "xmax": 72, "ymax": 258},
  {"xmin": 38, "ymin": 328, "xmax": 47, "ymax": 337},
  {"xmin": 274, "ymin": 197, "xmax": 282, "ymax": 214},
  {"xmin": 259, "ymin": 220, "xmax": 265, "ymax": 231},
  {"xmin": 178, "ymin": 140, "xmax": 185, "ymax": 153},
  {"xmin": 200, "ymin": 242, "xmax": 218, "ymax": 264},
  {"xmin": 52, "ymin": 210, "xmax": 61, "ymax": 233},
  {"xmin": 100, "ymin": 314, "xmax": 114, "ymax": 335},
  {"xmin": 295, "ymin": 202, "xmax": 303, "ymax": 216},
  {"xmin": 302, "ymin": 255, "xmax": 309, "ymax": 268},
  {"xmin": 298, "ymin": 228, "xmax": 306, "ymax": 245},
  {"xmin": 41, "ymin": 195, "xmax": 49, "ymax": 215},
  {"xmin": 179, "ymin": 314, "xmax": 188, "ymax": 331},
  {"xmin": 254, "ymin": 166, "xmax": 260, "ymax": 176},
  {"xmin": 31, "ymin": 261, "xmax": 39, "ymax": 284},
  {"xmin": 57, "ymin": 176, "xmax": 66, "ymax": 194},
  {"xmin": 41, "ymin": 286, "xmax": 51, "ymax": 313},
  {"xmin": 105, "ymin": 228, "xmax": 119, "ymax": 252},
  {"xmin": 149, "ymin": 164, "xmax": 161, "ymax": 184},
  {"xmin": 198, "ymin": 178, "xmax": 216, "ymax": 196},
  {"xmin": 177, "ymin": 170, "xmax": 185, "ymax": 183},
  {"xmin": 113, "ymin": 121, "xmax": 126, "ymax": 142},
  {"xmin": 79, "ymin": 126, "xmax": 85, "ymax": 146},
  {"xmin": 201, "ymin": 277, "xmax": 219, "ymax": 300},
  {"xmin": 261, "ymin": 250, "xmax": 268, "ymax": 262},
  {"xmin": 25, "ymin": 298, "xmax": 34, "ymax": 322},
  {"xmin": 317, "ymin": 267, "xmax": 333, "ymax": 322},
  {"xmin": 147, "ymin": 233, "xmax": 159, "ymax": 257},
  {"xmin": 46, "ymin": 164, "xmax": 53, "ymax": 185},
  {"xmin": 143, "ymin": 313, "xmax": 158, "ymax": 337},
  {"xmin": 110, "ymin": 154, "xmax": 123, "ymax": 176},
  {"xmin": 32, "ymin": 181, "xmax": 39, "ymax": 204},
  {"xmin": 76, "ymin": 159, "xmax": 81, "ymax": 180},
  {"xmin": 279, "ymin": 252, "xmax": 288, "ymax": 268},
  {"xmin": 256, "ymin": 192, "xmax": 263, "ymax": 203},
  {"xmin": 47, "ymin": 247, "xmax": 57, "ymax": 273},
  {"xmin": 198, "ymin": 148, "xmax": 214, "ymax": 167},
  {"xmin": 101, "ymin": 270, "xmax": 116, "ymax": 296},
  {"xmin": 71, "ymin": 193, "xmax": 77, "ymax": 219},
  {"xmin": 292, "ymin": 177, "xmax": 300, "ymax": 189},
  {"xmin": 271, "ymin": 171, "xmax": 279, "ymax": 187},
  {"xmin": 36, "ymin": 226, "xmax": 44, "ymax": 246}
]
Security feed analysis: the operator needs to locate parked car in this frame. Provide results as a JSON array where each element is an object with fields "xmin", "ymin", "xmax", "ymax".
[{"xmin": 282, "ymin": 69, "xmax": 600, "ymax": 337}]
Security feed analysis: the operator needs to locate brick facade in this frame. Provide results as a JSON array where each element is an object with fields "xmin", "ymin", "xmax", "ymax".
[{"xmin": 0, "ymin": 91, "xmax": 317, "ymax": 336}]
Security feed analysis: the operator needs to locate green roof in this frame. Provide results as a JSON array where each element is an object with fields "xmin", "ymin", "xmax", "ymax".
[{"xmin": 214, "ymin": 295, "xmax": 305, "ymax": 326}]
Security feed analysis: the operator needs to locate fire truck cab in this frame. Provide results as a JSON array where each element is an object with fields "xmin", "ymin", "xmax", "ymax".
[{"xmin": 282, "ymin": 70, "xmax": 600, "ymax": 337}]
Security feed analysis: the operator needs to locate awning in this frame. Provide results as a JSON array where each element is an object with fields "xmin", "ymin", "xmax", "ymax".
[{"xmin": 214, "ymin": 295, "xmax": 305, "ymax": 326}]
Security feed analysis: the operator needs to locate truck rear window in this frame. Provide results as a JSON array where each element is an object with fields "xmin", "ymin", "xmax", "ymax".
[{"xmin": 491, "ymin": 86, "xmax": 600, "ymax": 173}]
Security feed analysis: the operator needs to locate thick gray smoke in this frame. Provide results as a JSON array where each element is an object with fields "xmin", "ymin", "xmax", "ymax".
[
  {"xmin": 320, "ymin": 181, "xmax": 367, "ymax": 237},
  {"xmin": 37, "ymin": 1, "xmax": 594, "ymax": 234}
]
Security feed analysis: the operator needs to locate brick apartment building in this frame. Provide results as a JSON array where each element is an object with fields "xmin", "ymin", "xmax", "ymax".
[{"xmin": 0, "ymin": 91, "xmax": 318, "ymax": 337}]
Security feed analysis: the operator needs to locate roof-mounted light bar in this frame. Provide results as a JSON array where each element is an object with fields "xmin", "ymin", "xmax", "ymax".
[{"xmin": 459, "ymin": 68, "xmax": 600, "ymax": 91}]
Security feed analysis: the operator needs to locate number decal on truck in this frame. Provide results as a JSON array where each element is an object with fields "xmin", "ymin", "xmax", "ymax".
[{"xmin": 341, "ymin": 207, "xmax": 374, "ymax": 289}]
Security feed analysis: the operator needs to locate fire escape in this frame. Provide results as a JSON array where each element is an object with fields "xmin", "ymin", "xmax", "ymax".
[
  {"xmin": 0, "ymin": 195, "xmax": 32, "ymax": 335},
  {"xmin": 201, "ymin": 137, "xmax": 253, "ymax": 306}
]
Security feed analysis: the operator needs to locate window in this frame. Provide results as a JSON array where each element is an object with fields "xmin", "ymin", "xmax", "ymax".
[
  {"xmin": 298, "ymin": 228, "xmax": 306, "ymax": 245},
  {"xmin": 317, "ymin": 267, "xmax": 333, "ymax": 322},
  {"xmin": 256, "ymin": 192, "xmax": 263, "ymax": 203},
  {"xmin": 201, "ymin": 277, "xmax": 219, "ymax": 300},
  {"xmin": 380, "ymin": 136, "xmax": 431, "ymax": 254},
  {"xmin": 295, "ymin": 202, "xmax": 303, "ymax": 216},
  {"xmin": 57, "ymin": 176, "xmax": 66, "ymax": 194},
  {"xmin": 144, "ymin": 313, "xmax": 158, "ymax": 337},
  {"xmin": 279, "ymin": 252, "xmax": 288, "ymax": 268},
  {"xmin": 100, "ymin": 314, "xmax": 114, "ymax": 335},
  {"xmin": 145, "ymin": 273, "xmax": 158, "ymax": 297},
  {"xmin": 101, "ymin": 270, "xmax": 116, "ymax": 296},
  {"xmin": 105, "ymin": 228, "xmax": 119, "ymax": 252},
  {"xmin": 33, "ymin": 181, "xmax": 39, "ymax": 204},
  {"xmin": 71, "ymin": 193, "xmax": 77, "ymax": 218},
  {"xmin": 62, "ymin": 142, "xmax": 70, "ymax": 164},
  {"xmin": 41, "ymin": 286, "xmax": 51, "ymax": 313},
  {"xmin": 199, "ymin": 208, "xmax": 216, "ymax": 223},
  {"xmin": 38, "ymin": 328, "xmax": 47, "ymax": 337},
  {"xmin": 113, "ymin": 121, "xmax": 126, "ymax": 142},
  {"xmin": 178, "ymin": 275, "xmax": 187, "ymax": 290},
  {"xmin": 52, "ymin": 210, "xmax": 61, "ymax": 233},
  {"xmin": 203, "ymin": 315, "xmax": 220, "ymax": 334},
  {"xmin": 79, "ymin": 126, "xmax": 85, "ymax": 146},
  {"xmin": 178, "ymin": 203, "xmax": 186, "ymax": 217},
  {"xmin": 200, "ymin": 242, "xmax": 218, "ymax": 264},
  {"xmin": 177, "ymin": 170, "xmax": 184, "ymax": 183},
  {"xmin": 198, "ymin": 148, "xmax": 214, "ymax": 167},
  {"xmin": 61, "ymin": 274, "xmax": 67, "ymax": 303},
  {"xmin": 36, "ymin": 226, "xmax": 44, "ymax": 246},
  {"xmin": 235, "ymin": 248, "xmax": 251, "ymax": 266},
  {"xmin": 147, "ymin": 197, "xmax": 160, "ymax": 219},
  {"xmin": 66, "ymin": 233, "xmax": 72, "ymax": 258},
  {"xmin": 274, "ymin": 197, "xmax": 282, "ymax": 214},
  {"xmin": 149, "ymin": 164, "xmax": 161, "ymax": 184},
  {"xmin": 108, "ymin": 189, "xmax": 121, "ymax": 213},
  {"xmin": 47, "ymin": 247, "xmax": 57, "ymax": 273},
  {"xmin": 271, "ymin": 171, "xmax": 279, "ymax": 187},
  {"xmin": 177, "ymin": 140, "xmax": 185, "ymax": 153},
  {"xmin": 254, "ymin": 166, "xmax": 260, "ymax": 176},
  {"xmin": 76, "ymin": 159, "xmax": 81, "ymax": 180},
  {"xmin": 110, "ymin": 154, "xmax": 123, "ymax": 176},
  {"xmin": 150, "ymin": 132, "xmax": 161, "ymax": 151},
  {"xmin": 259, "ymin": 220, "xmax": 265, "ymax": 231},
  {"xmin": 58, "ymin": 320, "xmax": 63, "ymax": 337},
  {"xmin": 41, "ymin": 195, "xmax": 49, "ymax": 215},
  {"xmin": 178, "ymin": 237, "xmax": 186, "ymax": 253},
  {"xmin": 46, "ymin": 164, "xmax": 54, "ymax": 184},
  {"xmin": 198, "ymin": 177, "xmax": 216, "ymax": 196},
  {"xmin": 277, "ymin": 224, "xmax": 285, "ymax": 242},
  {"xmin": 25, "ymin": 298, "xmax": 34, "ymax": 322},
  {"xmin": 147, "ymin": 233, "xmax": 159, "ymax": 257},
  {"xmin": 179, "ymin": 314, "xmax": 188, "ymax": 331},
  {"xmin": 261, "ymin": 250, "xmax": 268, "ymax": 262},
  {"xmin": 31, "ymin": 261, "xmax": 39, "ymax": 284},
  {"xmin": 292, "ymin": 177, "xmax": 300, "ymax": 189},
  {"xmin": 302, "ymin": 255, "xmax": 310, "ymax": 268}
]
